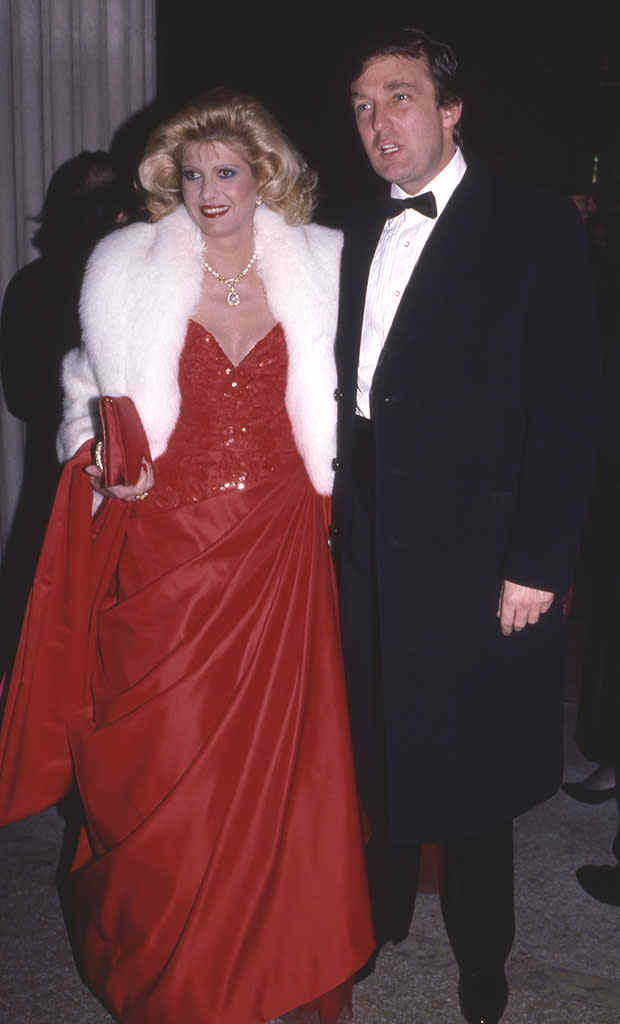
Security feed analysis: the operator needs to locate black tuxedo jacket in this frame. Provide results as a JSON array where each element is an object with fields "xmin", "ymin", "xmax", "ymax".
[{"xmin": 332, "ymin": 161, "xmax": 601, "ymax": 841}]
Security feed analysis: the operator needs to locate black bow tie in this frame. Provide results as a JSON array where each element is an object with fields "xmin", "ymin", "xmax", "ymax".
[{"xmin": 382, "ymin": 192, "xmax": 437, "ymax": 220}]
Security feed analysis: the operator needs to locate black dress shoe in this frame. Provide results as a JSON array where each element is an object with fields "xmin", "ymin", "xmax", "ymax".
[
  {"xmin": 458, "ymin": 968, "xmax": 508, "ymax": 1024},
  {"xmin": 577, "ymin": 864, "xmax": 620, "ymax": 906},
  {"xmin": 562, "ymin": 781, "xmax": 616, "ymax": 804}
]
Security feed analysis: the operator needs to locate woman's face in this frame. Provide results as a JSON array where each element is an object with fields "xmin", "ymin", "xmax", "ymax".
[{"xmin": 180, "ymin": 140, "xmax": 262, "ymax": 244}]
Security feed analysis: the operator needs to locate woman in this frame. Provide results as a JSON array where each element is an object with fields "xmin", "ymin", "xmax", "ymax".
[{"xmin": 0, "ymin": 90, "xmax": 374, "ymax": 1023}]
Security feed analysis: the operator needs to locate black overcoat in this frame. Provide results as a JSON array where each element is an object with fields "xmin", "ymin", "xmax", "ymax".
[{"xmin": 331, "ymin": 162, "xmax": 601, "ymax": 843}]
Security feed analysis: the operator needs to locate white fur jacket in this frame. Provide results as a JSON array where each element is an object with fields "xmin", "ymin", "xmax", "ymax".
[{"xmin": 58, "ymin": 204, "xmax": 343, "ymax": 495}]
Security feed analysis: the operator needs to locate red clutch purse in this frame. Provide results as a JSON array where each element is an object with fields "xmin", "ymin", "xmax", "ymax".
[{"xmin": 93, "ymin": 396, "xmax": 151, "ymax": 487}]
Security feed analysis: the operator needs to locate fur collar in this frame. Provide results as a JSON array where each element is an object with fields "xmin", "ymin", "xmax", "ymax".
[{"xmin": 62, "ymin": 205, "xmax": 342, "ymax": 494}]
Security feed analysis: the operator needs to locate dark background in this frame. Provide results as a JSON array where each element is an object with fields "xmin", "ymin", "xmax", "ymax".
[{"xmin": 155, "ymin": 0, "xmax": 620, "ymax": 220}]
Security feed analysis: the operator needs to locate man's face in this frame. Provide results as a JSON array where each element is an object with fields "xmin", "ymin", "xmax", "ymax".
[{"xmin": 351, "ymin": 54, "xmax": 462, "ymax": 195}]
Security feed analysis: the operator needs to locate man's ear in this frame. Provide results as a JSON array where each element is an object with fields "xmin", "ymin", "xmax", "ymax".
[{"xmin": 442, "ymin": 99, "xmax": 463, "ymax": 131}]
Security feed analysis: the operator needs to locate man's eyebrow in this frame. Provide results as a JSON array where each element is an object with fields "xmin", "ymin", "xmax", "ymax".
[
  {"xmin": 383, "ymin": 79, "xmax": 416, "ymax": 91},
  {"xmin": 352, "ymin": 79, "xmax": 417, "ymax": 99}
]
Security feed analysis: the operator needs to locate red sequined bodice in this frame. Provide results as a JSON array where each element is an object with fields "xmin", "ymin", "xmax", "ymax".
[{"xmin": 148, "ymin": 319, "xmax": 298, "ymax": 510}]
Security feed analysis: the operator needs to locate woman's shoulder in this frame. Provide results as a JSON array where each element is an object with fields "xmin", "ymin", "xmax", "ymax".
[
  {"xmin": 282, "ymin": 213, "xmax": 343, "ymax": 251},
  {"xmin": 301, "ymin": 219, "xmax": 343, "ymax": 259},
  {"xmin": 89, "ymin": 216, "xmax": 154, "ymax": 261},
  {"xmin": 89, "ymin": 206, "xmax": 197, "ymax": 267},
  {"xmin": 83, "ymin": 207, "xmax": 201, "ymax": 299},
  {"xmin": 83, "ymin": 219, "xmax": 155, "ymax": 297},
  {"xmin": 256, "ymin": 206, "xmax": 342, "ymax": 256}
]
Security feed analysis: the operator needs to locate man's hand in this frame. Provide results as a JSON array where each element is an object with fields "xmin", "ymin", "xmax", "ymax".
[{"xmin": 497, "ymin": 580, "xmax": 554, "ymax": 636}]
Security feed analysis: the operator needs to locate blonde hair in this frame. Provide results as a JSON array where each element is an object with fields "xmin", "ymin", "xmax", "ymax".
[{"xmin": 138, "ymin": 89, "xmax": 318, "ymax": 225}]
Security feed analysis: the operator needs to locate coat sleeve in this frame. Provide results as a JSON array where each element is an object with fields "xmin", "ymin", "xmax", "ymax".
[
  {"xmin": 56, "ymin": 345, "xmax": 100, "ymax": 461},
  {"xmin": 501, "ymin": 199, "xmax": 601, "ymax": 593}
]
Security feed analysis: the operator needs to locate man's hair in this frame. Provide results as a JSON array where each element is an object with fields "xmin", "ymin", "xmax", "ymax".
[
  {"xmin": 350, "ymin": 27, "xmax": 463, "ymax": 147},
  {"xmin": 138, "ymin": 87, "xmax": 318, "ymax": 224}
]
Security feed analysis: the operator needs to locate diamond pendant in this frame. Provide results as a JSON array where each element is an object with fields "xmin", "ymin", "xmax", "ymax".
[{"xmin": 227, "ymin": 288, "xmax": 240, "ymax": 307}]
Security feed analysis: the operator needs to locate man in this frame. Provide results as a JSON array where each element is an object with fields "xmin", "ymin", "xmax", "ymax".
[
  {"xmin": 330, "ymin": 27, "xmax": 600, "ymax": 1024},
  {"xmin": 577, "ymin": 341, "xmax": 620, "ymax": 909}
]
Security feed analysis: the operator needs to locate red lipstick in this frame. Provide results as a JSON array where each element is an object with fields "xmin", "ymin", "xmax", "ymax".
[{"xmin": 200, "ymin": 205, "xmax": 230, "ymax": 218}]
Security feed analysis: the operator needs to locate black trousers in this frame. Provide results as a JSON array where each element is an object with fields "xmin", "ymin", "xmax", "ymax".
[
  {"xmin": 342, "ymin": 416, "xmax": 515, "ymax": 974},
  {"xmin": 366, "ymin": 824, "xmax": 515, "ymax": 974}
]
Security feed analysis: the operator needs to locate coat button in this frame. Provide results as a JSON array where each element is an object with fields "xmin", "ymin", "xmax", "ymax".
[
  {"xmin": 331, "ymin": 457, "xmax": 340, "ymax": 470},
  {"xmin": 333, "ymin": 388, "xmax": 343, "ymax": 401}
]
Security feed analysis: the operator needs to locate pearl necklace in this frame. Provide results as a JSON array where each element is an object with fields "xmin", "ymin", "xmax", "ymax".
[{"xmin": 201, "ymin": 251, "xmax": 256, "ymax": 307}]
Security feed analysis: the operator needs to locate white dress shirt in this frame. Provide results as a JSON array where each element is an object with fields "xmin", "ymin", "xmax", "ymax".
[{"xmin": 356, "ymin": 147, "xmax": 467, "ymax": 417}]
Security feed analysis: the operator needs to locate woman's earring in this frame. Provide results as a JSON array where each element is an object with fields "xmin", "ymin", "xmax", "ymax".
[{"xmin": 255, "ymin": 197, "xmax": 263, "ymax": 207}]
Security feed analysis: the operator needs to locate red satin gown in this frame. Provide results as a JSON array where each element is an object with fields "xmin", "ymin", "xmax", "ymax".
[{"xmin": 65, "ymin": 320, "xmax": 374, "ymax": 1023}]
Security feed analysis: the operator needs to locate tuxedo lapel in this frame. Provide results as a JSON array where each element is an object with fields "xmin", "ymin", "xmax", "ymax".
[
  {"xmin": 336, "ymin": 203, "xmax": 385, "ymax": 394},
  {"xmin": 371, "ymin": 165, "xmax": 492, "ymax": 388}
]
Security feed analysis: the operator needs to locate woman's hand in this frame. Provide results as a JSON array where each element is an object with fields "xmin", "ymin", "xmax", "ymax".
[{"xmin": 84, "ymin": 458, "xmax": 155, "ymax": 502}]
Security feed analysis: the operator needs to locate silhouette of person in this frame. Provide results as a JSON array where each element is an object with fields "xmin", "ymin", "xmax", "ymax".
[{"xmin": 0, "ymin": 150, "xmax": 129, "ymax": 672}]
